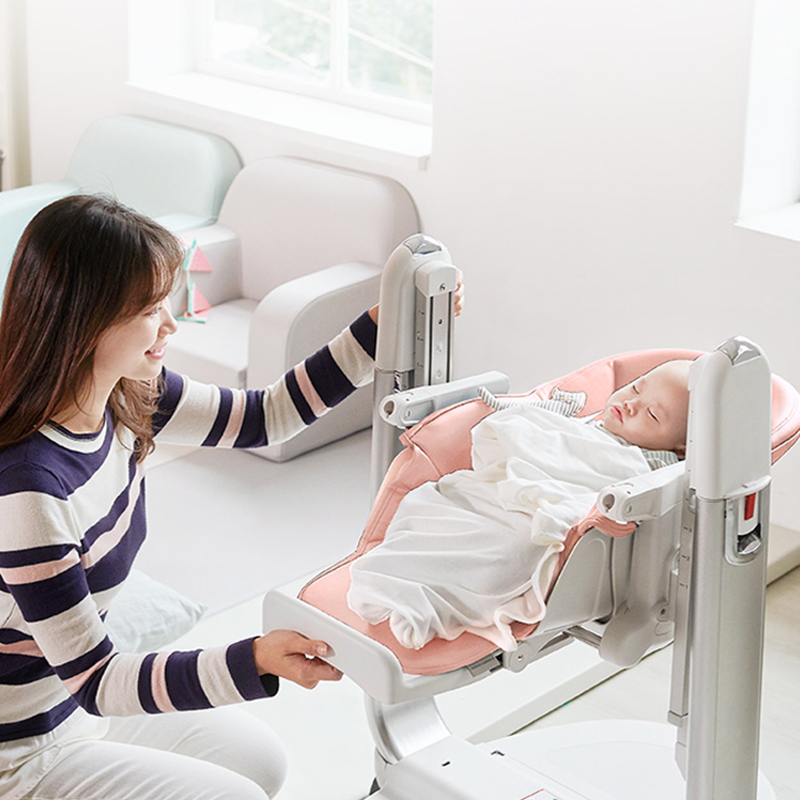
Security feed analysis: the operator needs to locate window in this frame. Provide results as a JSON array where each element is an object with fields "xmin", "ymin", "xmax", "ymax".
[
  {"xmin": 737, "ymin": 0, "xmax": 800, "ymax": 241},
  {"xmin": 199, "ymin": 0, "xmax": 433, "ymax": 123}
]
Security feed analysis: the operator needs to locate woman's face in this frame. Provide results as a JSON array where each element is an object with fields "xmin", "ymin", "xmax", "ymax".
[{"xmin": 92, "ymin": 297, "xmax": 178, "ymax": 388}]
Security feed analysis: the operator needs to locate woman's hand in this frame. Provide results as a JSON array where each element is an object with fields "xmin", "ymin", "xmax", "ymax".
[
  {"xmin": 453, "ymin": 269, "xmax": 465, "ymax": 316},
  {"xmin": 253, "ymin": 630, "xmax": 343, "ymax": 689},
  {"xmin": 369, "ymin": 269, "xmax": 465, "ymax": 324}
]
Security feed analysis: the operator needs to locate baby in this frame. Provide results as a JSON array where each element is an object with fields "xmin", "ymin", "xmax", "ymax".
[
  {"xmin": 599, "ymin": 359, "xmax": 692, "ymax": 456},
  {"xmin": 348, "ymin": 360, "xmax": 693, "ymax": 651}
]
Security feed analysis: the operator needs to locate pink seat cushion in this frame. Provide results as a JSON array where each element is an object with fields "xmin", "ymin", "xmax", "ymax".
[{"xmin": 300, "ymin": 348, "xmax": 800, "ymax": 675}]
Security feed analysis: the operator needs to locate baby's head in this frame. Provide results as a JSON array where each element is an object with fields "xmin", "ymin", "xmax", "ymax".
[{"xmin": 602, "ymin": 359, "xmax": 693, "ymax": 455}]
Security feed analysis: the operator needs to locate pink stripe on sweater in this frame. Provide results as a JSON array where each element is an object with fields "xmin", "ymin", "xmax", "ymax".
[
  {"xmin": 81, "ymin": 467, "xmax": 144, "ymax": 569},
  {"xmin": 0, "ymin": 639, "xmax": 43, "ymax": 658},
  {"xmin": 295, "ymin": 362, "xmax": 328, "ymax": 419},
  {"xmin": 151, "ymin": 652, "xmax": 178, "ymax": 713},
  {"xmin": 218, "ymin": 389, "xmax": 247, "ymax": 448},
  {"xmin": 62, "ymin": 652, "xmax": 113, "ymax": 695},
  {"xmin": 0, "ymin": 549, "xmax": 81, "ymax": 586}
]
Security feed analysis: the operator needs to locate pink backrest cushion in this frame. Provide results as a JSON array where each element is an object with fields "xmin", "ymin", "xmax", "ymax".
[{"xmin": 299, "ymin": 348, "xmax": 800, "ymax": 674}]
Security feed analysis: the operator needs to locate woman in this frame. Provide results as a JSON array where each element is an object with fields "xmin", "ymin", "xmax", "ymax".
[{"xmin": 0, "ymin": 194, "xmax": 380, "ymax": 799}]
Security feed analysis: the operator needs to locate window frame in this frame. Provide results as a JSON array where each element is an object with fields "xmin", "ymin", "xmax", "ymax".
[{"xmin": 195, "ymin": 0, "xmax": 433, "ymax": 125}]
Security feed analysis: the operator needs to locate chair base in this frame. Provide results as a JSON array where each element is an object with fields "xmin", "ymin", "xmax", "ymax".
[{"xmin": 372, "ymin": 721, "xmax": 777, "ymax": 800}]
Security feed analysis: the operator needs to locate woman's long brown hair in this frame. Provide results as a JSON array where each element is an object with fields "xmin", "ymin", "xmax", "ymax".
[{"xmin": 0, "ymin": 194, "xmax": 184, "ymax": 461}]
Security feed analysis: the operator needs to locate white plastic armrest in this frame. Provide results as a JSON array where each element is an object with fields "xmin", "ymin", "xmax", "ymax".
[
  {"xmin": 597, "ymin": 461, "xmax": 686, "ymax": 522},
  {"xmin": 169, "ymin": 222, "xmax": 242, "ymax": 312},
  {"xmin": 247, "ymin": 261, "xmax": 381, "ymax": 389},
  {"xmin": 154, "ymin": 212, "xmax": 216, "ymax": 232},
  {"xmin": 262, "ymin": 578, "xmax": 499, "ymax": 705},
  {"xmin": 379, "ymin": 371, "xmax": 511, "ymax": 427},
  {"xmin": 597, "ymin": 465, "xmax": 686, "ymax": 667}
]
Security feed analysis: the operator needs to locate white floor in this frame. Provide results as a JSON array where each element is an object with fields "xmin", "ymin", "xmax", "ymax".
[
  {"xmin": 145, "ymin": 435, "xmax": 800, "ymax": 800},
  {"xmin": 140, "ymin": 432, "xmax": 375, "ymax": 614}
]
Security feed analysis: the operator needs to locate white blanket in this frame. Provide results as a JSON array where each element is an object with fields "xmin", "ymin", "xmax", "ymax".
[{"xmin": 347, "ymin": 406, "xmax": 652, "ymax": 650}]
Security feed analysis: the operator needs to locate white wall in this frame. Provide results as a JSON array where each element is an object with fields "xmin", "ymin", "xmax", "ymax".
[
  {"xmin": 17, "ymin": 0, "xmax": 800, "ymax": 528},
  {"xmin": 0, "ymin": 0, "xmax": 31, "ymax": 189}
]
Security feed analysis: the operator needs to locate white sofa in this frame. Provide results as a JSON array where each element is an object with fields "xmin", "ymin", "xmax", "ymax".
[
  {"xmin": 0, "ymin": 115, "xmax": 242, "ymax": 297},
  {"xmin": 164, "ymin": 156, "xmax": 420, "ymax": 462}
]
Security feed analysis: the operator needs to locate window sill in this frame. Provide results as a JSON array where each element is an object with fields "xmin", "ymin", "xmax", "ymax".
[
  {"xmin": 737, "ymin": 203, "xmax": 800, "ymax": 244},
  {"xmin": 126, "ymin": 72, "xmax": 431, "ymax": 171}
]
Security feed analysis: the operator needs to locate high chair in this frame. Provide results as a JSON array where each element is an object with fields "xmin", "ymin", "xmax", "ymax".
[{"xmin": 262, "ymin": 236, "xmax": 800, "ymax": 799}]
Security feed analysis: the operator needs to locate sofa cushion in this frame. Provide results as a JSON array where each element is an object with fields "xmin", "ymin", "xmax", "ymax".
[{"xmin": 165, "ymin": 298, "xmax": 257, "ymax": 388}]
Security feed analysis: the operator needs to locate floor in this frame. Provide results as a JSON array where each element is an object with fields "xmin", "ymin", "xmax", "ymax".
[
  {"xmin": 145, "ymin": 436, "xmax": 800, "ymax": 800},
  {"xmin": 139, "ymin": 432, "xmax": 375, "ymax": 615}
]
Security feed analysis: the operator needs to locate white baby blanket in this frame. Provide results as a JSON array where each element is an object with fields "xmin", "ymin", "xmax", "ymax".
[{"xmin": 347, "ymin": 405, "xmax": 652, "ymax": 651}]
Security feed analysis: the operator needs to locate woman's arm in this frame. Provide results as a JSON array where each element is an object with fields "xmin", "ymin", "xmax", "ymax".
[
  {"xmin": 0, "ymin": 465, "xmax": 278, "ymax": 727},
  {"xmin": 153, "ymin": 310, "xmax": 377, "ymax": 449}
]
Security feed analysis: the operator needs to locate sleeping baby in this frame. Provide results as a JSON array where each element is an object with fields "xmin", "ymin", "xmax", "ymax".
[{"xmin": 347, "ymin": 360, "xmax": 692, "ymax": 651}]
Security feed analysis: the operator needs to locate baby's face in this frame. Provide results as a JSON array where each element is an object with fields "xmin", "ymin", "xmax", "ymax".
[{"xmin": 602, "ymin": 361, "xmax": 691, "ymax": 453}]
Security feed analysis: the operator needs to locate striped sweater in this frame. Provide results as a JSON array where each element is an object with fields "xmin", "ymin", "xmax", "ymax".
[{"xmin": 0, "ymin": 311, "xmax": 376, "ymax": 743}]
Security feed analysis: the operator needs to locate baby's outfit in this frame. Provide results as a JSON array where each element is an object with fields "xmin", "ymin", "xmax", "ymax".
[
  {"xmin": 348, "ymin": 388, "xmax": 675, "ymax": 651},
  {"xmin": 477, "ymin": 386, "xmax": 680, "ymax": 470}
]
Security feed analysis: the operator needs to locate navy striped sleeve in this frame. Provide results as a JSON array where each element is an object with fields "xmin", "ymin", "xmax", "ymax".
[
  {"xmin": 201, "ymin": 387, "xmax": 234, "ymax": 447},
  {"xmin": 137, "ymin": 653, "xmax": 159, "ymax": 713},
  {"xmin": 7, "ymin": 559, "xmax": 86, "ymax": 623},
  {"xmin": 304, "ymin": 345, "xmax": 355, "ymax": 409},
  {"xmin": 164, "ymin": 650, "xmax": 212, "ymax": 711},
  {"xmin": 232, "ymin": 392, "xmax": 269, "ymax": 449},
  {"xmin": 151, "ymin": 311, "xmax": 376, "ymax": 450},
  {"xmin": 226, "ymin": 638, "xmax": 278, "ymax": 700},
  {"xmin": 152, "ymin": 369, "xmax": 186, "ymax": 435},
  {"xmin": 350, "ymin": 311, "xmax": 377, "ymax": 359},
  {"xmin": 285, "ymin": 369, "xmax": 318, "ymax": 426}
]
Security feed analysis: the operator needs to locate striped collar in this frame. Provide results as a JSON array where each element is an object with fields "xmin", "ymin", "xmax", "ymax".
[{"xmin": 40, "ymin": 409, "xmax": 111, "ymax": 454}]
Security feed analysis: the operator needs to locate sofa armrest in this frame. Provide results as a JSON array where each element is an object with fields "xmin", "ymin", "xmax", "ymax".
[
  {"xmin": 154, "ymin": 212, "xmax": 217, "ymax": 232},
  {"xmin": 0, "ymin": 181, "xmax": 75, "ymax": 212},
  {"xmin": 247, "ymin": 261, "xmax": 381, "ymax": 389},
  {"xmin": 169, "ymin": 223, "xmax": 243, "ymax": 314}
]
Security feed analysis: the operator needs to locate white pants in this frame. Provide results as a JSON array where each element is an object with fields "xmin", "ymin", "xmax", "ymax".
[{"xmin": 15, "ymin": 706, "xmax": 287, "ymax": 800}]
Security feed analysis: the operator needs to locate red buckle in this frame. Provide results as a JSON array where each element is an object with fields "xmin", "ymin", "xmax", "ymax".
[{"xmin": 744, "ymin": 493, "xmax": 757, "ymax": 521}]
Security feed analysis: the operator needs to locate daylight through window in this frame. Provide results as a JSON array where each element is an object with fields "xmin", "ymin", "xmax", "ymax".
[{"xmin": 201, "ymin": 0, "xmax": 433, "ymax": 121}]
